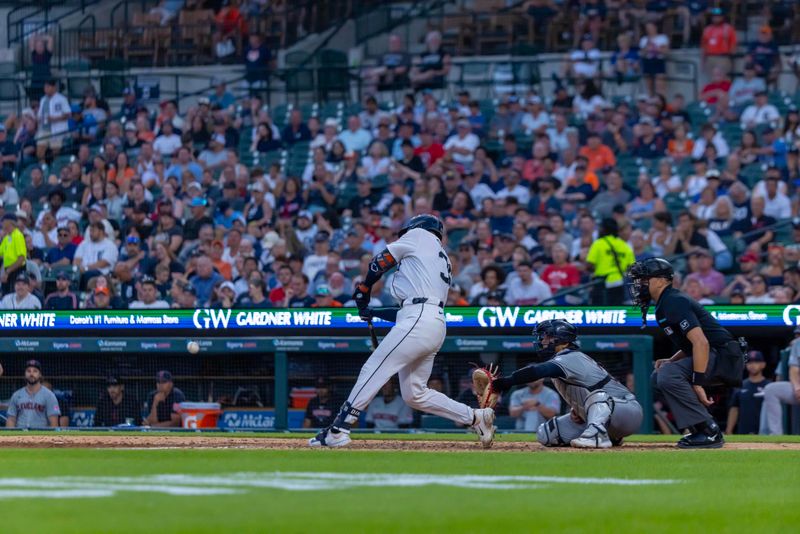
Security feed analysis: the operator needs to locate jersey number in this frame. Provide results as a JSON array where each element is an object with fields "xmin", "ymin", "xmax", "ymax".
[{"xmin": 438, "ymin": 251, "xmax": 452, "ymax": 285}]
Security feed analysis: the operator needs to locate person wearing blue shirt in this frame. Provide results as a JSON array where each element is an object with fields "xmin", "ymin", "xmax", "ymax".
[
  {"xmin": 166, "ymin": 147, "xmax": 203, "ymax": 184},
  {"xmin": 189, "ymin": 256, "xmax": 224, "ymax": 306},
  {"xmin": 209, "ymin": 79, "xmax": 236, "ymax": 110}
]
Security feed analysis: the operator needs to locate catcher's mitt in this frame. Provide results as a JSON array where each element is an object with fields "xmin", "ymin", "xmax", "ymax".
[{"xmin": 472, "ymin": 364, "xmax": 500, "ymax": 409}]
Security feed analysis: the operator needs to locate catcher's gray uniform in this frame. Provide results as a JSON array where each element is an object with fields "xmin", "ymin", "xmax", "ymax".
[{"xmin": 537, "ymin": 349, "xmax": 643, "ymax": 446}]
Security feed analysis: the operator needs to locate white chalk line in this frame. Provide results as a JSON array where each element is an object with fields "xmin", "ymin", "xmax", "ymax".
[{"xmin": 0, "ymin": 471, "xmax": 682, "ymax": 499}]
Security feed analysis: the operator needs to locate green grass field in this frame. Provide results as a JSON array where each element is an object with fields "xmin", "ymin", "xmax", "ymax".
[{"xmin": 0, "ymin": 433, "xmax": 798, "ymax": 533}]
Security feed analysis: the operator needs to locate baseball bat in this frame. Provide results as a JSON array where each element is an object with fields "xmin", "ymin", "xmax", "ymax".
[{"xmin": 368, "ymin": 319, "xmax": 379, "ymax": 350}]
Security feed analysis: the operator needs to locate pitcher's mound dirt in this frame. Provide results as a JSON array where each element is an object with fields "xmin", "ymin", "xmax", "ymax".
[{"xmin": 0, "ymin": 435, "xmax": 796, "ymax": 452}]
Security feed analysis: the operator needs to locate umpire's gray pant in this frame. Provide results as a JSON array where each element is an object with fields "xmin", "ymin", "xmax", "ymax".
[
  {"xmin": 651, "ymin": 352, "xmax": 717, "ymax": 430},
  {"xmin": 759, "ymin": 382, "xmax": 800, "ymax": 435},
  {"xmin": 537, "ymin": 396, "xmax": 643, "ymax": 445}
]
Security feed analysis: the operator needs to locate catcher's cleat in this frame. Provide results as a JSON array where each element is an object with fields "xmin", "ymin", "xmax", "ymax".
[
  {"xmin": 308, "ymin": 427, "xmax": 352, "ymax": 448},
  {"xmin": 571, "ymin": 423, "xmax": 612, "ymax": 449},
  {"xmin": 472, "ymin": 408, "xmax": 496, "ymax": 449}
]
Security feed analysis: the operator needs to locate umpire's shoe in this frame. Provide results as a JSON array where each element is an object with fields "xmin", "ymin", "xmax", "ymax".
[
  {"xmin": 676, "ymin": 422, "xmax": 724, "ymax": 449},
  {"xmin": 472, "ymin": 408, "xmax": 496, "ymax": 449},
  {"xmin": 308, "ymin": 426, "xmax": 352, "ymax": 448}
]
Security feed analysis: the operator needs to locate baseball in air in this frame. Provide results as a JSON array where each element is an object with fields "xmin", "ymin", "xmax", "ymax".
[{"xmin": 187, "ymin": 341, "xmax": 200, "ymax": 354}]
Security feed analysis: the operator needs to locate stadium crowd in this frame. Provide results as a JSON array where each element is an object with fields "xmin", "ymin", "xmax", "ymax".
[{"xmin": 0, "ymin": 5, "xmax": 799, "ymax": 315}]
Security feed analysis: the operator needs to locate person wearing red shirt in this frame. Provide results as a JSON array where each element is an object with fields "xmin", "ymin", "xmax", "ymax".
[
  {"xmin": 701, "ymin": 8, "xmax": 737, "ymax": 78},
  {"xmin": 541, "ymin": 242, "xmax": 581, "ymax": 295},
  {"xmin": 699, "ymin": 67, "xmax": 732, "ymax": 122},
  {"xmin": 578, "ymin": 132, "xmax": 616, "ymax": 173},
  {"xmin": 414, "ymin": 129, "xmax": 444, "ymax": 168}
]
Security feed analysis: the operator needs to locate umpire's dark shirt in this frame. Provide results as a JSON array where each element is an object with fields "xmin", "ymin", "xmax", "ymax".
[{"xmin": 655, "ymin": 286, "xmax": 733, "ymax": 355}]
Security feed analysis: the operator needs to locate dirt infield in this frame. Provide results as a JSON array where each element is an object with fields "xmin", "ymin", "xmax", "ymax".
[{"xmin": 0, "ymin": 435, "xmax": 797, "ymax": 452}]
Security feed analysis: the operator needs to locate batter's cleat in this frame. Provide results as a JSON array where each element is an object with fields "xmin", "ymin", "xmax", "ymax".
[
  {"xmin": 571, "ymin": 423, "xmax": 612, "ymax": 449},
  {"xmin": 472, "ymin": 408, "xmax": 496, "ymax": 449},
  {"xmin": 676, "ymin": 424, "xmax": 724, "ymax": 449},
  {"xmin": 308, "ymin": 427, "xmax": 352, "ymax": 448}
]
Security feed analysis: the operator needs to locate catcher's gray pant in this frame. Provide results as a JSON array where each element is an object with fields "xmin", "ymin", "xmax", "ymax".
[
  {"xmin": 537, "ymin": 396, "xmax": 643, "ymax": 446},
  {"xmin": 344, "ymin": 302, "xmax": 474, "ymax": 425},
  {"xmin": 759, "ymin": 381, "xmax": 800, "ymax": 435}
]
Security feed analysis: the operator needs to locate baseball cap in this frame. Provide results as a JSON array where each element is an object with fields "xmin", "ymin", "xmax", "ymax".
[
  {"xmin": 211, "ymin": 133, "xmax": 226, "ymax": 145},
  {"xmin": 2, "ymin": 213, "xmax": 17, "ymax": 222},
  {"xmin": 198, "ymin": 97, "xmax": 210, "ymax": 106},
  {"xmin": 25, "ymin": 359, "xmax": 42, "ymax": 371},
  {"xmin": 457, "ymin": 119, "xmax": 470, "ymax": 128},
  {"xmin": 250, "ymin": 181, "xmax": 265, "ymax": 193},
  {"xmin": 324, "ymin": 118, "xmax": 338, "ymax": 128},
  {"xmin": 156, "ymin": 370, "xmax": 173, "ymax": 383},
  {"xmin": 739, "ymin": 251, "xmax": 759, "ymax": 263},
  {"xmin": 55, "ymin": 271, "xmax": 70, "ymax": 281},
  {"xmin": 106, "ymin": 375, "xmax": 121, "ymax": 386},
  {"xmin": 15, "ymin": 272, "xmax": 30, "ymax": 284},
  {"xmin": 298, "ymin": 210, "xmax": 312, "ymax": 220},
  {"xmin": 379, "ymin": 216, "xmax": 392, "ymax": 228},
  {"xmin": 314, "ymin": 231, "xmax": 330, "ymax": 243},
  {"xmin": 315, "ymin": 284, "xmax": 331, "ymax": 296},
  {"xmin": 747, "ymin": 350, "xmax": 765, "ymax": 362},
  {"xmin": 189, "ymin": 197, "xmax": 207, "ymax": 207},
  {"xmin": 219, "ymin": 281, "xmax": 235, "ymax": 292},
  {"xmin": 124, "ymin": 122, "xmax": 137, "ymax": 131}
]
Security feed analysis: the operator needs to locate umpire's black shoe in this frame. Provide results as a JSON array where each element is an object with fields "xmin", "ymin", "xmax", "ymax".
[{"xmin": 676, "ymin": 424, "xmax": 724, "ymax": 449}]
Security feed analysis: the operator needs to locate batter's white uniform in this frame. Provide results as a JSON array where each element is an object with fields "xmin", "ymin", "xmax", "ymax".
[{"xmin": 344, "ymin": 228, "xmax": 474, "ymax": 425}]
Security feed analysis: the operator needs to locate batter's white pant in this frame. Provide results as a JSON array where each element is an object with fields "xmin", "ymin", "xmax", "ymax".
[
  {"xmin": 346, "ymin": 302, "xmax": 474, "ymax": 426},
  {"xmin": 759, "ymin": 382, "xmax": 800, "ymax": 435}
]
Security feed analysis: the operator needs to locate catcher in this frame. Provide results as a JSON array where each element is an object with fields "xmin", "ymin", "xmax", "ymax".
[{"xmin": 474, "ymin": 319, "xmax": 642, "ymax": 448}]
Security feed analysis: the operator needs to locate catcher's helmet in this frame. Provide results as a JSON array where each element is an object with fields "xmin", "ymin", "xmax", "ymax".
[
  {"xmin": 398, "ymin": 214, "xmax": 444, "ymax": 240},
  {"xmin": 532, "ymin": 319, "xmax": 578, "ymax": 357},
  {"xmin": 626, "ymin": 257, "xmax": 674, "ymax": 308}
]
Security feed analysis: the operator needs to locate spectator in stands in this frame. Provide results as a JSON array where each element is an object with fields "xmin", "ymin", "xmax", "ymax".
[
  {"xmin": 73, "ymin": 222, "xmax": 118, "ymax": 288},
  {"xmin": 741, "ymin": 91, "xmax": 780, "ymax": 130},
  {"xmin": 743, "ymin": 274, "xmax": 774, "ymax": 304},
  {"xmin": 94, "ymin": 375, "xmax": 140, "ymax": 427},
  {"xmin": 366, "ymin": 34, "xmax": 410, "ymax": 91},
  {"xmin": 541, "ymin": 242, "xmax": 580, "ymax": 295},
  {"xmin": 590, "ymin": 170, "xmax": 630, "ymax": 219},
  {"xmin": 470, "ymin": 264, "xmax": 506, "ymax": 306},
  {"xmin": 28, "ymin": 34, "xmax": 53, "ymax": 100},
  {"xmin": 189, "ymin": 256, "xmax": 224, "ymax": 306},
  {"xmin": 566, "ymin": 34, "xmax": 601, "ymax": 80},
  {"xmin": 143, "ymin": 370, "xmax": 184, "ymax": 427},
  {"xmin": 505, "ymin": 260, "xmax": 552, "ymax": 305},
  {"xmin": 610, "ymin": 33, "xmax": 640, "ymax": 85},
  {"xmin": 409, "ymin": 30, "xmax": 450, "ymax": 90},
  {"xmin": 0, "ymin": 126, "xmax": 18, "ymax": 182},
  {"xmin": 365, "ymin": 381, "xmax": 413, "ymax": 430},
  {"xmin": 747, "ymin": 25, "xmax": 779, "ymax": 87},
  {"xmin": 129, "ymin": 277, "xmax": 169, "ymax": 309},
  {"xmin": 338, "ymin": 115, "xmax": 372, "ymax": 154},
  {"xmin": 684, "ymin": 248, "xmax": 725, "ymax": 296},
  {"xmin": 153, "ymin": 120, "xmax": 182, "ymax": 157},
  {"xmin": 285, "ymin": 273, "xmax": 314, "ymax": 308},
  {"xmin": 244, "ymin": 33, "xmax": 271, "ymax": 90},
  {"xmin": 639, "ymin": 22, "xmax": 669, "ymax": 96},
  {"xmin": 150, "ymin": 0, "xmax": 184, "ymax": 26},
  {"xmin": 36, "ymin": 79, "xmax": 70, "ymax": 161},
  {"xmin": 586, "ymin": 218, "xmax": 634, "ymax": 305},
  {"xmin": 701, "ymin": 7, "xmax": 736, "ymax": 78},
  {"xmin": 312, "ymin": 284, "xmax": 341, "ymax": 308},
  {"xmin": 691, "ymin": 123, "xmax": 730, "ymax": 160},
  {"xmin": 729, "ymin": 63, "xmax": 766, "ymax": 111},
  {"xmin": 0, "ymin": 273, "xmax": 40, "ymax": 310},
  {"xmin": 43, "ymin": 272, "xmax": 77, "ymax": 310},
  {"xmin": 509, "ymin": 379, "xmax": 560, "ymax": 432}
]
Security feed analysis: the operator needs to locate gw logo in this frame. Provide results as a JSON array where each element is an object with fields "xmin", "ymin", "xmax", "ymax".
[
  {"xmin": 477, "ymin": 307, "xmax": 519, "ymax": 328},
  {"xmin": 193, "ymin": 309, "xmax": 231, "ymax": 329},
  {"xmin": 783, "ymin": 305, "xmax": 800, "ymax": 326}
]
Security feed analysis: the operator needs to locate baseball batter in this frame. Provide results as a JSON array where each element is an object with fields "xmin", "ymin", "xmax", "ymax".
[
  {"xmin": 489, "ymin": 320, "xmax": 642, "ymax": 448},
  {"xmin": 309, "ymin": 215, "xmax": 496, "ymax": 448}
]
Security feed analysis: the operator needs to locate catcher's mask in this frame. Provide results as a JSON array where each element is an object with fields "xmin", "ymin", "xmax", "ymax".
[
  {"xmin": 532, "ymin": 319, "xmax": 578, "ymax": 358},
  {"xmin": 626, "ymin": 257, "xmax": 674, "ymax": 326}
]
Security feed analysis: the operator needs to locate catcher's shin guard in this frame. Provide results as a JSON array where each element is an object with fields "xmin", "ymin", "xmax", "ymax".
[
  {"xmin": 571, "ymin": 391, "xmax": 613, "ymax": 449},
  {"xmin": 537, "ymin": 416, "xmax": 569, "ymax": 447}
]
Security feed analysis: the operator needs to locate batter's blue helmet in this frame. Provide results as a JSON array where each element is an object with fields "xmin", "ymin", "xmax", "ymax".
[{"xmin": 398, "ymin": 214, "xmax": 444, "ymax": 240}]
